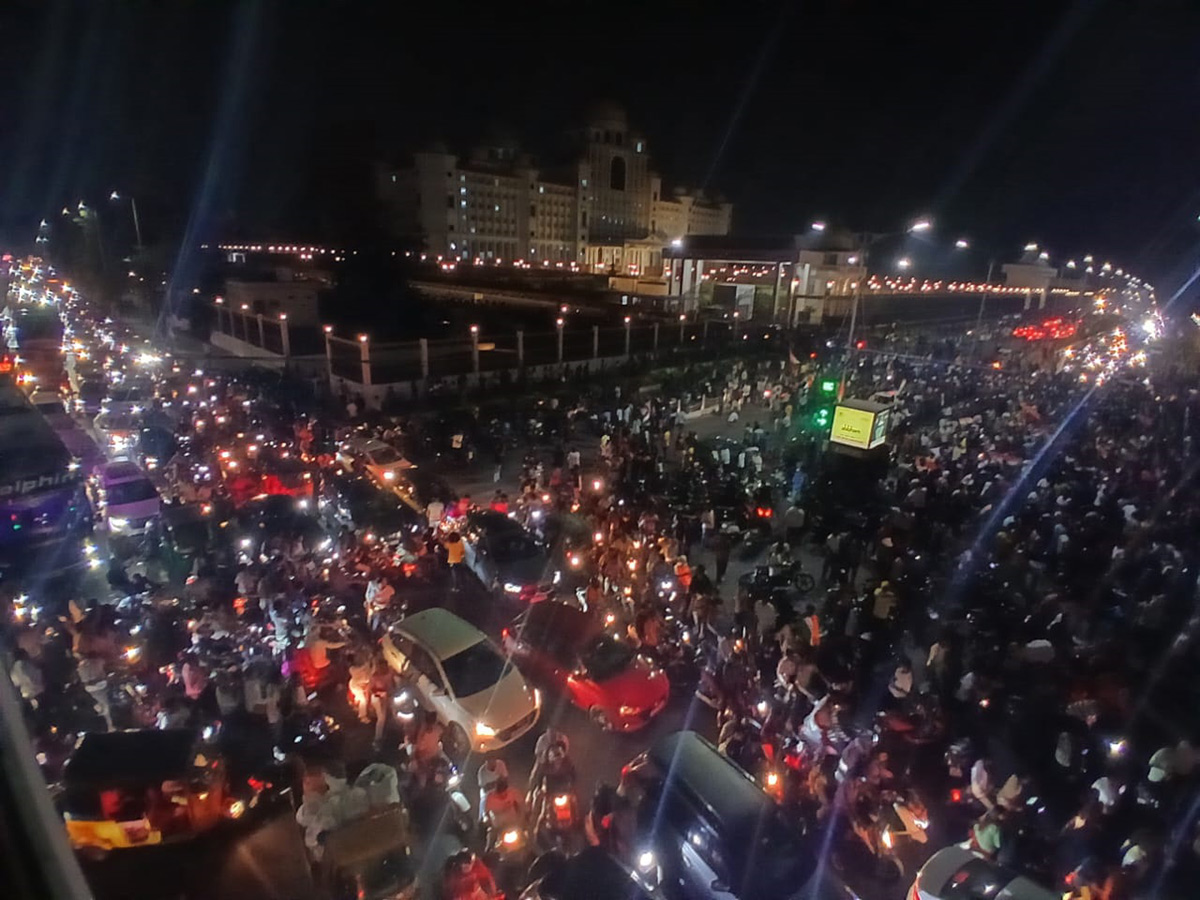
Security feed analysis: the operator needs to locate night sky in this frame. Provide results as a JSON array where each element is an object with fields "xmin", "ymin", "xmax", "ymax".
[{"xmin": 2, "ymin": 0, "xmax": 1199, "ymax": 285}]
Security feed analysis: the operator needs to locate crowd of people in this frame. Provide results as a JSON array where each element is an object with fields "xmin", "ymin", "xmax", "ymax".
[{"xmin": 4, "ymin": 276, "xmax": 1198, "ymax": 899}]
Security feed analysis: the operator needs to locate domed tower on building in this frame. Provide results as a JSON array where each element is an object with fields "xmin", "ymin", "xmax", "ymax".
[{"xmin": 579, "ymin": 102, "xmax": 651, "ymax": 242}]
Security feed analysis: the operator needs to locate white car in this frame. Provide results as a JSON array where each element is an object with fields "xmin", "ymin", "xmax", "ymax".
[
  {"xmin": 93, "ymin": 411, "xmax": 141, "ymax": 459},
  {"xmin": 101, "ymin": 383, "xmax": 152, "ymax": 416},
  {"xmin": 910, "ymin": 847, "xmax": 1059, "ymax": 900},
  {"xmin": 381, "ymin": 608, "xmax": 539, "ymax": 757},
  {"xmin": 337, "ymin": 436, "xmax": 414, "ymax": 486},
  {"xmin": 29, "ymin": 390, "xmax": 68, "ymax": 420},
  {"xmin": 98, "ymin": 460, "xmax": 160, "ymax": 535}
]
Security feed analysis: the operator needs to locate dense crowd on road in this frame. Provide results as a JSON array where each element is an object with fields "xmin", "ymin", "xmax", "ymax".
[{"xmin": 3, "ymin": 261, "xmax": 1197, "ymax": 900}]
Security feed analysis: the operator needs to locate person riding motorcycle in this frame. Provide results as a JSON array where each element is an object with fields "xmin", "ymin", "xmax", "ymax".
[
  {"xmin": 767, "ymin": 540, "xmax": 793, "ymax": 576},
  {"xmin": 483, "ymin": 776, "xmax": 527, "ymax": 845},
  {"xmin": 529, "ymin": 736, "xmax": 577, "ymax": 827},
  {"xmin": 442, "ymin": 849, "xmax": 500, "ymax": 900},
  {"xmin": 405, "ymin": 709, "xmax": 445, "ymax": 785}
]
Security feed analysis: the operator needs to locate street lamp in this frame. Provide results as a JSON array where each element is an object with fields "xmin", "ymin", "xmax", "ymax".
[
  {"xmin": 908, "ymin": 219, "xmax": 932, "ymax": 233},
  {"xmin": 623, "ymin": 316, "xmax": 632, "ymax": 358},
  {"xmin": 555, "ymin": 317, "xmax": 564, "ymax": 364},
  {"xmin": 954, "ymin": 239, "xmax": 970, "ymax": 250},
  {"xmin": 109, "ymin": 191, "xmax": 143, "ymax": 250},
  {"xmin": 470, "ymin": 325, "xmax": 480, "ymax": 372},
  {"xmin": 810, "ymin": 221, "xmax": 827, "ymax": 232},
  {"xmin": 897, "ymin": 258, "xmax": 912, "ymax": 270}
]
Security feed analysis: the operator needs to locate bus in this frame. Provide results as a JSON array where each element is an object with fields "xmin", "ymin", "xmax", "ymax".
[
  {"xmin": 4, "ymin": 304, "xmax": 64, "ymax": 392},
  {"xmin": 0, "ymin": 376, "xmax": 91, "ymax": 572}
]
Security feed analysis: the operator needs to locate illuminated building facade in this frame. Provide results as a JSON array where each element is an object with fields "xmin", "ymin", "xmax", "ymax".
[{"xmin": 378, "ymin": 103, "xmax": 732, "ymax": 274}]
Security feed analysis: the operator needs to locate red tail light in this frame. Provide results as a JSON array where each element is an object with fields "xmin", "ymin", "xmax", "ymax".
[
  {"xmin": 950, "ymin": 788, "xmax": 962, "ymax": 803},
  {"xmin": 756, "ymin": 507, "xmax": 773, "ymax": 518}
]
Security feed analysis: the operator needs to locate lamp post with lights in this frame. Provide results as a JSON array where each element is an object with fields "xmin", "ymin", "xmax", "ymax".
[
  {"xmin": 846, "ymin": 217, "xmax": 935, "ymax": 353},
  {"xmin": 109, "ymin": 191, "xmax": 143, "ymax": 252}
]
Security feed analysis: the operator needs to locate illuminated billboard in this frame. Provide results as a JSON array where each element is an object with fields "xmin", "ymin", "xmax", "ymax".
[{"xmin": 830, "ymin": 400, "xmax": 890, "ymax": 450}]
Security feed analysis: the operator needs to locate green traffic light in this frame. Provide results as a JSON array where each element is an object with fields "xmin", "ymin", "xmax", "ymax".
[{"xmin": 819, "ymin": 379, "xmax": 837, "ymax": 394}]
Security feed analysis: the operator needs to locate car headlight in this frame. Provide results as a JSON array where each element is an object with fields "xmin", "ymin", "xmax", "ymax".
[
  {"xmin": 475, "ymin": 722, "xmax": 496, "ymax": 737},
  {"xmin": 637, "ymin": 850, "xmax": 657, "ymax": 873},
  {"xmin": 109, "ymin": 517, "xmax": 130, "ymax": 531},
  {"xmin": 503, "ymin": 582, "xmax": 522, "ymax": 594},
  {"xmin": 226, "ymin": 799, "xmax": 246, "ymax": 819},
  {"xmin": 383, "ymin": 470, "xmax": 395, "ymax": 481}
]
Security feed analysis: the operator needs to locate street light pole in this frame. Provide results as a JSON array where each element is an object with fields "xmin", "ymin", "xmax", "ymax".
[
  {"xmin": 129, "ymin": 196, "xmax": 143, "ymax": 251},
  {"xmin": 110, "ymin": 191, "xmax": 143, "ymax": 252},
  {"xmin": 975, "ymin": 257, "xmax": 997, "ymax": 334}
]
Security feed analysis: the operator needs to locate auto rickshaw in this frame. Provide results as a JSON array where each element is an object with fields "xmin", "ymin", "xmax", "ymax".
[
  {"xmin": 322, "ymin": 804, "xmax": 417, "ymax": 900},
  {"xmin": 57, "ymin": 729, "xmax": 252, "ymax": 854}
]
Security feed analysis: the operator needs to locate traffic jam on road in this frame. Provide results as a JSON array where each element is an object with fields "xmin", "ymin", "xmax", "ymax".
[{"xmin": 3, "ymin": 255, "xmax": 1197, "ymax": 900}]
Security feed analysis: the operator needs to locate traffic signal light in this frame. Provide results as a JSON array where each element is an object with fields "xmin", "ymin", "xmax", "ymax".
[
  {"xmin": 812, "ymin": 405, "xmax": 832, "ymax": 428},
  {"xmin": 818, "ymin": 378, "xmax": 838, "ymax": 396}
]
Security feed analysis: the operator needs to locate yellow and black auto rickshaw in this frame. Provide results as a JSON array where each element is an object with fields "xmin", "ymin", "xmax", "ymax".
[{"xmin": 57, "ymin": 729, "xmax": 250, "ymax": 854}]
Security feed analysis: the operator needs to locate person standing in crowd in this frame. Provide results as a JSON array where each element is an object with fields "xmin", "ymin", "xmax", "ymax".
[{"xmin": 445, "ymin": 531, "xmax": 466, "ymax": 592}]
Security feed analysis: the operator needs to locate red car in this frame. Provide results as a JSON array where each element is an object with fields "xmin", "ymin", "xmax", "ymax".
[{"xmin": 501, "ymin": 602, "xmax": 669, "ymax": 732}]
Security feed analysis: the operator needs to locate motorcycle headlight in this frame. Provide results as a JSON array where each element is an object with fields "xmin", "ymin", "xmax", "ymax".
[
  {"xmin": 383, "ymin": 470, "xmax": 395, "ymax": 481},
  {"xmin": 637, "ymin": 850, "xmax": 656, "ymax": 873},
  {"xmin": 502, "ymin": 829, "xmax": 520, "ymax": 846},
  {"xmin": 475, "ymin": 721, "xmax": 496, "ymax": 738}
]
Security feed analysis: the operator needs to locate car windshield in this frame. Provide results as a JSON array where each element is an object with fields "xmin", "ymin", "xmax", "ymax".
[
  {"xmin": 369, "ymin": 445, "xmax": 404, "ymax": 465},
  {"xmin": 941, "ymin": 859, "xmax": 1013, "ymax": 899},
  {"xmin": 581, "ymin": 637, "xmax": 635, "ymax": 681},
  {"xmin": 106, "ymin": 478, "xmax": 157, "ymax": 505},
  {"xmin": 440, "ymin": 640, "xmax": 509, "ymax": 698},
  {"xmin": 741, "ymin": 815, "xmax": 815, "ymax": 891},
  {"xmin": 491, "ymin": 532, "xmax": 541, "ymax": 561}
]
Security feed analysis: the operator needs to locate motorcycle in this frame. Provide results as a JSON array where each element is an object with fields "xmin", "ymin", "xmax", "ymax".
[
  {"xmin": 849, "ymin": 786, "xmax": 930, "ymax": 880},
  {"xmin": 534, "ymin": 774, "xmax": 581, "ymax": 854},
  {"xmin": 737, "ymin": 562, "xmax": 815, "ymax": 601},
  {"xmin": 484, "ymin": 808, "xmax": 532, "ymax": 897}
]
